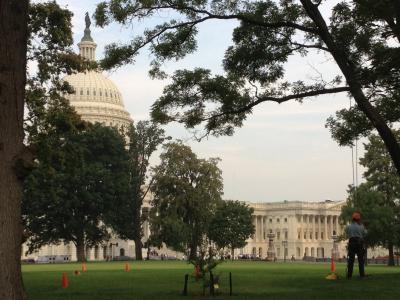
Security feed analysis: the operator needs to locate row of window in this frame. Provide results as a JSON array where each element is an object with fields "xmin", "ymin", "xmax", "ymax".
[
  {"xmin": 73, "ymin": 88, "xmax": 121, "ymax": 100},
  {"xmin": 297, "ymin": 216, "xmax": 338, "ymax": 224},
  {"xmin": 258, "ymin": 230, "xmax": 289, "ymax": 240},
  {"xmin": 297, "ymin": 230, "xmax": 337, "ymax": 240},
  {"xmin": 265, "ymin": 217, "xmax": 288, "ymax": 223}
]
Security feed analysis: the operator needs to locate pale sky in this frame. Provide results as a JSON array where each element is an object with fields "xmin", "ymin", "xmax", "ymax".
[{"xmin": 53, "ymin": 0, "xmax": 363, "ymax": 202}]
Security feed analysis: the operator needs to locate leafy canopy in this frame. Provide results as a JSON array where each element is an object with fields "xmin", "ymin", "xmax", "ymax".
[
  {"xmin": 208, "ymin": 200, "xmax": 255, "ymax": 252},
  {"xmin": 110, "ymin": 121, "xmax": 166, "ymax": 260},
  {"xmin": 23, "ymin": 117, "xmax": 131, "ymax": 254},
  {"xmin": 149, "ymin": 141, "xmax": 223, "ymax": 256}
]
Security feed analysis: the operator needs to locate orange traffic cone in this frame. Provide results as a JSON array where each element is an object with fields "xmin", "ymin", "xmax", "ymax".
[
  {"xmin": 326, "ymin": 255, "xmax": 338, "ymax": 280},
  {"xmin": 61, "ymin": 272, "xmax": 69, "ymax": 288},
  {"xmin": 124, "ymin": 263, "xmax": 131, "ymax": 272},
  {"xmin": 82, "ymin": 262, "xmax": 87, "ymax": 272},
  {"xmin": 330, "ymin": 256, "xmax": 336, "ymax": 273}
]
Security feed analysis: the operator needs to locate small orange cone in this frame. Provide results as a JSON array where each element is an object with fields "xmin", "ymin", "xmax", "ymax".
[
  {"xmin": 326, "ymin": 255, "xmax": 338, "ymax": 280},
  {"xmin": 82, "ymin": 262, "xmax": 87, "ymax": 272},
  {"xmin": 330, "ymin": 256, "xmax": 336, "ymax": 273},
  {"xmin": 61, "ymin": 272, "xmax": 69, "ymax": 288},
  {"xmin": 125, "ymin": 262, "xmax": 131, "ymax": 272}
]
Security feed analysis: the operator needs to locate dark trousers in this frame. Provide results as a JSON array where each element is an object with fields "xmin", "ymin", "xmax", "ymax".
[{"xmin": 347, "ymin": 237, "xmax": 365, "ymax": 278}]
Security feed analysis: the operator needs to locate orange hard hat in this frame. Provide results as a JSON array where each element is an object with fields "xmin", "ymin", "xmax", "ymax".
[{"xmin": 352, "ymin": 212, "xmax": 361, "ymax": 221}]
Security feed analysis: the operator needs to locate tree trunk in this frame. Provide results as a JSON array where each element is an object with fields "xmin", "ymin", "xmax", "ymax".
[
  {"xmin": 134, "ymin": 236, "xmax": 143, "ymax": 260},
  {"xmin": 300, "ymin": 0, "xmax": 400, "ymax": 177},
  {"xmin": 231, "ymin": 247, "xmax": 235, "ymax": 260},
  {"xmin": 133, "ymin": 204, "xmax": 143, "ymax": 260},
  {"xmin": 388, "ymin": 242, "xmax": 395, "ymax": 266},
  {"xmin": 0, "ymin": 1, "xmax": 29, "ymax": 299},
  {"xmin": 76, "ymin": 239, "xmax": 86, "ymax": 262},
  {"xmin": 189, "ymin": 243, "xmax": 197, "ymax": 260}
]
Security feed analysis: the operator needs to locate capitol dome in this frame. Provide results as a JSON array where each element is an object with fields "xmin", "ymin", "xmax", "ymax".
[{"xmin": 63, "ymin": 14, "xmax": 132, "ymax": 128}]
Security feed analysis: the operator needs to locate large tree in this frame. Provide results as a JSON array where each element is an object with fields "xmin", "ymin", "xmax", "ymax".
[
  {"xmin": 110, "ymin": 121, "xmax": 166, "ymax": 260},
  {"xmin": 0, "ymin": 1, "xmax": 29, "ymax": 298},
  {"xmin": 1, "ymin": 1, "xmax": 86, "ymax": 298},
  {"xmin": 149, "ymin": 141, "xmax": 223, "ymax": 260},
  {"xmin": 23, "ymin": 113, "xmax": 131, "ymax": 262},
  {"xmin": 95, "ymin": 0, "xmax": 400, "ymax": 175},
  {"xmin": 208, "ymin": 200, "xmax": 255, "ymax": 259}
]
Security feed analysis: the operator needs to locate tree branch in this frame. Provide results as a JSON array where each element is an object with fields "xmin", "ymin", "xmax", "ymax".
[{"xmin": 203, "ymin": 86, "xmax": 350, "ymax": 121}]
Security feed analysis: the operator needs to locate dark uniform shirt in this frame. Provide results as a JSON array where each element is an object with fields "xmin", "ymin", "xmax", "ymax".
[{"xmin": 345, "ymin": 222, "xmax": 367, "ymax": 239}]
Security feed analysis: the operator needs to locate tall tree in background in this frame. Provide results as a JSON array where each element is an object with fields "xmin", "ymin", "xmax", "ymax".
[
  {"xmin": 23, "ymin": 116, "xmax": 131, "ymax": 262},
  {"xmin": 110, "ymin": 121, "xmax": 166, "ymax": 260},
  {"xmin": 360, "ymin": 133, "xmax": 400, "ymax": 202},
  {"xmin": 341, "ymin": 131, "xmax": 400, "ymax": 265},
  {"xmin": 208, "ymin": 200, "xmax": 255, "ymax": 259},
  {"xmin": 95, "ymin": 0, "xmax": 400, "ymax": 175},
  {"xmin": 149, "ymin": 142, "xmax": 223, "ymax": 260},
  {"xmin": 341, "ymin": 184, "xmax": 399, "ymax": 266}
]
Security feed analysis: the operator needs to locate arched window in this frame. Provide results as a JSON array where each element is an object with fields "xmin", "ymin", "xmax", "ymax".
[
  {"xmin": 120, "ymin": 248, "xmax": 125, "ymax": 257},
  {"xmin": 311, "ymin": 247, "xmax": 315, "ymax": 257}
]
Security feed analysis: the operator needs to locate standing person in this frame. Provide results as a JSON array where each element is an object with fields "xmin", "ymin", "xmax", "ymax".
[{"xmin": 345, "ymin": 212, "xmax": 367, "ymax": 279}]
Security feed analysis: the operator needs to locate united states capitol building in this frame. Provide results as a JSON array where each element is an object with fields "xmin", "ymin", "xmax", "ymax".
[{"xmin": 22, "ymin": 16, "xmax": 387, "ymax": 263}]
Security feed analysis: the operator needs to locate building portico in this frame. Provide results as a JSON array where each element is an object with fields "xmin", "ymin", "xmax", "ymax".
[{"xmin": 240, "ymin": 200, "xmax": 347, "ymax": 260}]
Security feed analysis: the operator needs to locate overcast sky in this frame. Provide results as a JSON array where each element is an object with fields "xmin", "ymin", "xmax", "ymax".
[{"xmin": 53, "ymin": 0, "xmax": 363, "ymax": 203}]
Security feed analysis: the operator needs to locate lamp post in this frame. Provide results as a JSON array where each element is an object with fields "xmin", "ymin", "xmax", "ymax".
[
  {"xmin": 282, "ymin": 240, "xmax": 288, "ymax": 262},
  {"xmin": 109, "ymin": 242, "xmax": 118, "ymax": 261},
  {"xmin": 266, "ymin": 232, "xmax": 276, "ymax": 261},
  {"xmin": 331, "ymin": 234, "xmax": 339, "ymax": 261}
]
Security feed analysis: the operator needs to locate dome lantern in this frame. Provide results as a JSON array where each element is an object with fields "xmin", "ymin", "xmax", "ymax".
[{"xmin": 77, "ymin": 12, "xmax": 96, "ymax": 61}]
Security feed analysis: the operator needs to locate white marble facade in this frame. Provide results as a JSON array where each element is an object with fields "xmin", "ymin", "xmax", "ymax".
[{"xmin": 240, "ymin": 200, "xmax": 346, "ymax": 260}]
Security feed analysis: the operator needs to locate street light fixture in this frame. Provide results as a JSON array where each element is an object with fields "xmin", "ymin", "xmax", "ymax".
[{"xmin": 282, "ymin": 240, "xmax": 288, "ymax": 262}]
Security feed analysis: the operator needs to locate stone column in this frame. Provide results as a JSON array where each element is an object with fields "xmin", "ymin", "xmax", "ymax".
[
  {"xmin": 261, "ymin": 216, "xmax": 264, "ymax": 241},
  {"xmin": 324, "ymin": 215, "xmax": 328, "ymax": 240},
  {"xmin": 331, "ymin": 215, "xmax": 336, "ymax": 236},
  {"xmin": 299, "ymin": 215, "xmax": 304, "ymax": 241},
  {"xmin": 311, "ymin": 215, "xmax": 315, "ymax": 240},
  {"xmin": 253, "ymin": 216, "xmax": 257, "ymax": 242}
]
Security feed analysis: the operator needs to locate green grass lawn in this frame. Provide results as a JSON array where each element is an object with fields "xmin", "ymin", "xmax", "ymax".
[{"xmin": 23, "ymin": 261, "xmax": 400, "ymax": 300}]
